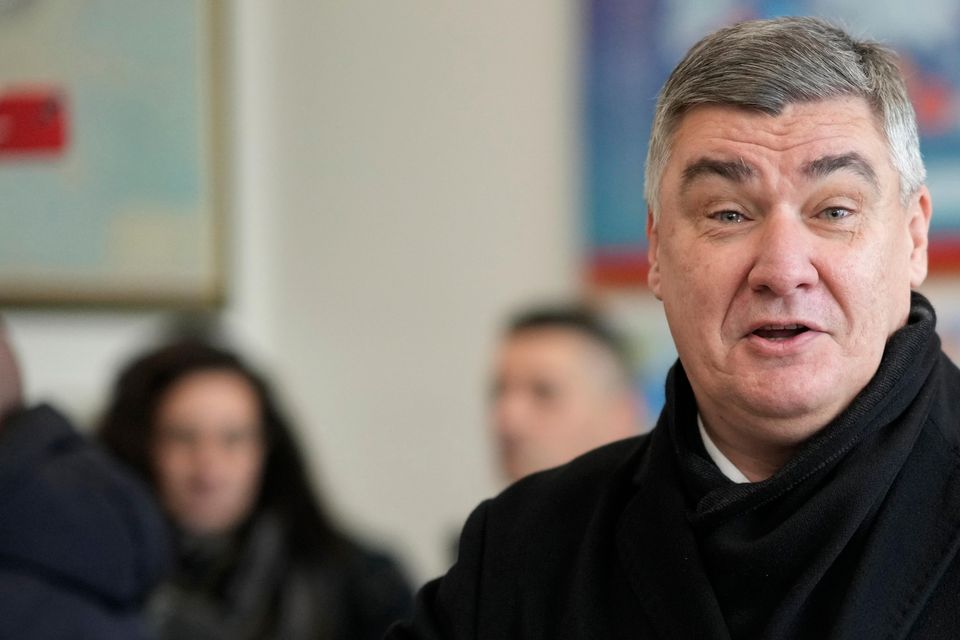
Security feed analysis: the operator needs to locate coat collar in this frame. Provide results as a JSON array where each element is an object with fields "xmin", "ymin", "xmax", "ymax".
[{"xmin": 614, "ymin": 294, "xmax": 960, "ymax": 639}]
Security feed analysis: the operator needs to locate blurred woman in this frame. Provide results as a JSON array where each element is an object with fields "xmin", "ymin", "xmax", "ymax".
[{"xmin": 99, "ymin": 340, "xmax": 412, "ymax": 640}]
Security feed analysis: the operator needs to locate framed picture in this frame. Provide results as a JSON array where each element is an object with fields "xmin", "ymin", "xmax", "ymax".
[
  {"xmin": 0, "ymin": 0, "xmax": 226, "ymax": 307},
  {"xmin": 585, "ymin": 0, "xmax": 960, "ymax": 288}
]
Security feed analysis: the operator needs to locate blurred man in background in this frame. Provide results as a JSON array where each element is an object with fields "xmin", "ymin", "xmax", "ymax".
[
  {"xmin": 0, "ymin": 319, "xmax": 171, "ymax": 639},
  {"xmin": 490, "ymin": 306, "xmax": 640, "ymax": 482}
]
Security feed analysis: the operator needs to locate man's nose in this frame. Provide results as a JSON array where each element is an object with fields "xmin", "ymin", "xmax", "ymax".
[{"xmin": 746, "ymin": 210, "xmax": 819, "ymax": 296}]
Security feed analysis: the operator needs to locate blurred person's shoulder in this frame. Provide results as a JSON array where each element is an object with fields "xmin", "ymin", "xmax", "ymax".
[
  {"xmin": 0, "ymin": 404, "xmax": 171, "ymax": 640},
  {"xmin": 289, "ymin": 524, "xmax": 415, "ymax": 640},
  {"xmin": 338, "ymin": 539, "xmax": 416, "ymax": 637}
]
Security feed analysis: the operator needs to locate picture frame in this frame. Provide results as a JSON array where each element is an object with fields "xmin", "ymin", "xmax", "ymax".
[{"xmin": 0, "ymin": 0, "xmax": 227, "ymax": 308}]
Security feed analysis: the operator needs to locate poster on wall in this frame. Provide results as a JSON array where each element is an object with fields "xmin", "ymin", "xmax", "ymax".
[
  {"xmin": 0, "ymin": 0, "xmax": 225, "ymax": 307},
  {"xmin": 586, "ymin": 0, "xmax": 960, "ymax": 287},
  {"xmin": 585, "ymin": 0, "xmax": 960, "ymax": 421}
]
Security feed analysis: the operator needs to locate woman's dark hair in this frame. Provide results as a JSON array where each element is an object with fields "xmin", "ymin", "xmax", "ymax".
[{"xmin": 98, "ymin": 340, "xmax": 348, "ymax": 559}]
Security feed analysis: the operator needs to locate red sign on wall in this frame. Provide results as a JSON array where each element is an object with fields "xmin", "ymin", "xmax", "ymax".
[{"xmin": 0, "ymin": 89, "xmax": 69, "ymax": 157}]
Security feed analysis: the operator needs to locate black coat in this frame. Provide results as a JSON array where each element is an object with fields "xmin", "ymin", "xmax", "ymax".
[
  {"xmin": 389, "ymin": 298, "xmax": 960, "ymax": 639},
  {"xmin": 0, "ymin": 405, "xmax": 171, "ymax": 640}
]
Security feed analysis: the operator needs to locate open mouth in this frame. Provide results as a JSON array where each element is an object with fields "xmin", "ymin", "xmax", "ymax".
[{"xmin": 752, "ymin": 324, "xmax": 810, "ymax": 340}]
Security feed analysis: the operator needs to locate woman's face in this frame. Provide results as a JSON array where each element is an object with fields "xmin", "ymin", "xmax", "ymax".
[{"xmin": 151, "ymin": 369, "xmax": 267, "ymax": 537}]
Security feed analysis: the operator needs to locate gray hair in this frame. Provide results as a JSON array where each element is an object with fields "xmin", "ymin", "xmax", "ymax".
[{"xmin": 644, "ymin": 16, "xmax": 925, "ymax": 217}]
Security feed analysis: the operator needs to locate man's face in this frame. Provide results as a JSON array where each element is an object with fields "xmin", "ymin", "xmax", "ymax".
[
  {"xmin": 491, "ymin": 328, "xmax": 633, "ymax": 481},
  {"xmin": 151, "ymin": 369, "xmax": 266, "ymax": 536},
  {"xmin": 648, "ymin": 98, "xmax": 931, "ymax": 443}
]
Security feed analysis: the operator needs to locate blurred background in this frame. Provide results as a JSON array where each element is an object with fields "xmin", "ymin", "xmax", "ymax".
[{"xmin": 1, "ymin": 0, "xmax": 959, "ymax": 585}]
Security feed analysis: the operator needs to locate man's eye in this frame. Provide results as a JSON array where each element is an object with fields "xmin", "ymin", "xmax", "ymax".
[
  {"xmin": 820, "ymin": 207, "xmax": 851, "ymax": 220},
  {"xmin": 713, "ymin": 211, "xmax": 745, "ymax": 223}
]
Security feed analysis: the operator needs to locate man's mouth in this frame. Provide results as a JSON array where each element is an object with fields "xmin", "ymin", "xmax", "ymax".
[{"xmin": 752, "ymin": 324, "xmax": 811, "ymax": 340}]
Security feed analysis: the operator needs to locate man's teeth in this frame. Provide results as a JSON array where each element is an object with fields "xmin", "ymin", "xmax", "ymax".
[{"xmin": 752, "ymin": 324, "xmax": 810, "ymax": 340}]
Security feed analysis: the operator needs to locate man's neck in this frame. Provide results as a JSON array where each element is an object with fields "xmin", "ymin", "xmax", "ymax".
[
  {"xmin": 695, "ymin": 402, "xmax": 817, "ymax": 482},
  {"xmin": 691, "ymin": 382, "xmax": 850, "ymax": 482},
  {"xmin": 698, "ymin": 417, "xmax": 790, "ymax": 482},
  {"xmin": 697, "ymin": 416, "xmax": 751, "ymax": 483}
]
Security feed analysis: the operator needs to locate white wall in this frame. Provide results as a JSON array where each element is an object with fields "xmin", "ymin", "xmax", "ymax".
[
  {"xmin": 265, "ymin": 1, "xmax": 580, "ymax": 581},
  {"xmin": 3, "ymin": 0, "xmax": 580, "ymax": 583}
]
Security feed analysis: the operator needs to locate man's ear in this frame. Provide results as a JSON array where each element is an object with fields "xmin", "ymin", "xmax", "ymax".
[
  {"xmin": 646, "ymin": 207, "xmax": 662, "ymax": 300},
  {"xmin": 907, "ymin": 186, "xmax": 933, "ymax": 288}
]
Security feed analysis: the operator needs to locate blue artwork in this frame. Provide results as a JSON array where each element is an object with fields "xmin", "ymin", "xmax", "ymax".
[{"xmin": 586, "ymin": 0, "xmax": 960, "ymax": 287}]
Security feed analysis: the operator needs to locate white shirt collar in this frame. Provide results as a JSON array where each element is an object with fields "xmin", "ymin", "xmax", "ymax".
[{"xmin": 697, "ymin": 414, "xmax": 752, "ymax": 484}]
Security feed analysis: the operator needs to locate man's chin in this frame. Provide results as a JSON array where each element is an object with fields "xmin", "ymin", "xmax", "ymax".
[{"xmin": 727, "ymin": 380, "xmax": 856, "ymax": 443}]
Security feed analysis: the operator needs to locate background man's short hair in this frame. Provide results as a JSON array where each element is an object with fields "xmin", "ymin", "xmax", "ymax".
[
  {"xmin": 644, "ymin": 16, "xmax": 925, "ymax": 217},
  {"xmin": 507, "ymin": 306, "xmax": 632, "ymax": 382}
]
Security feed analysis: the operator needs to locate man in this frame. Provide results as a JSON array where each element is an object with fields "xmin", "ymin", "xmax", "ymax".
[
  {"xmin": 491, "ymin": 306, "xmax": 639, "ymax": 482},
  {"xmin": 0, "ymin": 320, "xmax": 171, "ymax": 639},
  {"xmin": 389, "ymin": 17, "xmax": 960, "ymax": 639}
]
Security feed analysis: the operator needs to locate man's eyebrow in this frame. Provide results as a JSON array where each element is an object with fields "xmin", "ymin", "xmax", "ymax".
[
  {"xmin": 681, "ymin": 157, "xmax": 756, "ymax": 188},
  {"xmin": 802, "ymin": 152, "xmax": 879, "ymax": 192}
]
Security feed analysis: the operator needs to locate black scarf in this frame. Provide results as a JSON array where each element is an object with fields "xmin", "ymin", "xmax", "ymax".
[{"xmin": 661, "ymin": 292, "xmax": 955, "ymax": 639}]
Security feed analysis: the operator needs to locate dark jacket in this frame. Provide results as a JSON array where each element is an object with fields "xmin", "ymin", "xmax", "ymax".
[
  {"xmin": 0, "ymin": 405, "xmax": 171, "ymax": 640},
  {"xmin": 389, "ymin": 297, "xmax": 960, "ymax": 639}
]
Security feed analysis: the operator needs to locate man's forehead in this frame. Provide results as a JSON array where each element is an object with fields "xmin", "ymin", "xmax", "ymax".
[
  {"xmin": 673, "ymin": 98, "xmax": 881, "ymax": 142},
  {"xmin": 506, "ymin": 327, "xmax": 592, "ymax": 354},
  {"xmin": 503, "ymin": 328, "xmax": 612, "ymax": 372},
  {"xmin": 665, "ymin": 99, "xmax": 893, "ymax": 181},
  {"xmin": 679, "ymin": 151, "xmax": 881, "ymax": 194}
]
